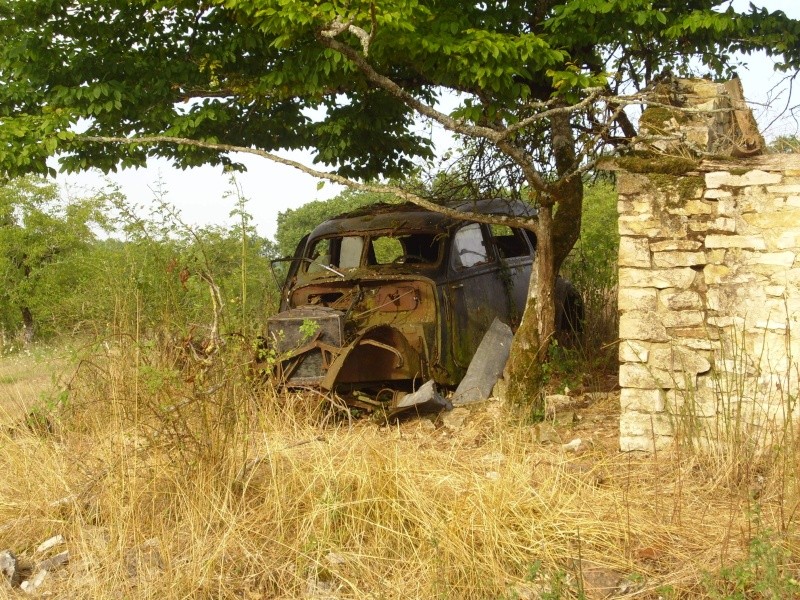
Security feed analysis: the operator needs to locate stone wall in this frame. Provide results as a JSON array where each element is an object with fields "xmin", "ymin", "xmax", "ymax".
[{"xmin": 616, "ymin": 154, "xmax": 800, "ymax": 452}]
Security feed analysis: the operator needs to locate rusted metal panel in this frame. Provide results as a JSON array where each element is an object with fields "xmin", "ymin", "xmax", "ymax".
[{"xmin": 267, "ymin": 306, "xmax": 344, "ymax": 386}]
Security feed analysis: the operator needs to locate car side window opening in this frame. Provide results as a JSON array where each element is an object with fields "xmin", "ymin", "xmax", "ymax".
[
  {"xmin": 489, "ymin": 224, "xmax": 531, "ymax": 259},
  {"xmin": 452, "ymin": 223, "xmax": 492, "ymax": 269},
  {"xmin": 370, "ymin": 233, "xmax": 441, "ymax": 265}
]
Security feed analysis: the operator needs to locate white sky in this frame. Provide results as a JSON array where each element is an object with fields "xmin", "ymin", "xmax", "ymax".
[{"xmin": 59, "ymin": 0, "xmax": 800, "ymax": 240}]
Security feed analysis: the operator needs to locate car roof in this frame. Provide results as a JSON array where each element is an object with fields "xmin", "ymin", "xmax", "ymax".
[{"xmin": 308, "ymin": 199, "xmax": 538, "ymax": 239}]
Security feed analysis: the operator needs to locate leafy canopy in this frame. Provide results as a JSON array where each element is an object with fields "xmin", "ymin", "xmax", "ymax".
[{"xmin": 1, "ymin": 0, "xmax": 798, "ymax": 181}]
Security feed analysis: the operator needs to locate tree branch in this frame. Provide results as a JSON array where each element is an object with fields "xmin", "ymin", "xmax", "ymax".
[
  {"xmin": 80, "ymin": 134, "xmax": 540, "ymax": 233},
  {"xmin": 316, "ymin": 33, "xmax": 552, "ymax": 194}
]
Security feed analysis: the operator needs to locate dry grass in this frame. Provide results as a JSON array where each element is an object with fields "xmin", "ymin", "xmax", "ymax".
[
  {"xmin": 0, "ymin": 346, "xmax": 67, "ymax": 425},
  {"xmin": 0, "ymin": 339, "xmax": 799, "ymax": 599}
]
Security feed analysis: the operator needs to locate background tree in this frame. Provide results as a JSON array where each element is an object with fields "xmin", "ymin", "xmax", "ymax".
[
  {"xmin": 0, "ymin": 177, "xmax": 110, "ymax": 343},
  {"xmin": 768, "ymin": 134, "xmax": 800, "ymax": 153},
  {"xmin": 1, "ymin": 0, "xmax": 798, "ymax": 396},
  {"xmin": 274, "ymin": 188, "xmax": 398, "ymax": 259}
]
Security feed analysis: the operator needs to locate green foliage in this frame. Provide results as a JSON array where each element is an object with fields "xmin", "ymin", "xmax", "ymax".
[
  {"xmin": 768, "ymin": 135, "xmax": 800, "ymax": 154},
  {"xmin": 556, "ymin": 180, "xmax": 620, "ymax": 377},
  {"xmin": 299, "ymin": 318, "xmax": 320, "ymax": 342},
  {"xmin": 2, "ymin": 0, "xmax": 798, "ymax": 374},
  {"xmin": 0, "ymin": 175, "xmax": 278, "ymax": 345},
  {"xmin": 0, "ymin": 0, "xmax": 797, "ymax": 180},
  {"xmin": 106, "ymin": 182, "xmax": 277, "ymax": 338},
  {"xmin": 561, "ymin": 181, "xmax": 619, "ymax": 292},
  {"xmin": 274, "ymin": 188, "xmax": 397, "ymax": 258},
  {"xmin": 704, "ymin": 514, "xmax": 800, "ymax": 599},
  {"xmin": 0, "ymin": 176, "xmax": 113, "ymax": 340}
]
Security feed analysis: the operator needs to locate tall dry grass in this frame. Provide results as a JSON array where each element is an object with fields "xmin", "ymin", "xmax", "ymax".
[{"xmin": 1, "ymin": 333, "xmax": 799, "ymax": 599}]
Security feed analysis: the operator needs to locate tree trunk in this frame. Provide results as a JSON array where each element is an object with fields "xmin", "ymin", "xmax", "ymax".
[
  {"xmin": 504, "ymin": 113, "xmax": 577, "ymax": 413},
  {"xmin": 504, "ymin": 271, "xmax": 543, "ymax": 415},
  {"xmin": 535, "ymin": 203, "xmax": 556, "ymax": 359},
  {"xmin": 504, "ymin": 203, "xmax": 555, "ymax": 415},
  {"xmin": 550, "ymin": 111, "xmax": 583, "ymax": 273},
  {"xmin": 20, "ymin": 305, "xmax": 34, "ymax": 345}
]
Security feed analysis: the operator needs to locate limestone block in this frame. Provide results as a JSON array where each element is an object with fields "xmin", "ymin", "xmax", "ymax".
[
  {"xmin": 661, "ymin": 310, "xmax": 705, "ymax": 328},
  {"xmin": 717, "ymin": 198, "xmax": 737, "ymax": 217},
  {"xmin": 766, "ymin": 185, "xmax": 800, "ymax": 194},
  {"xmin": 682, "ymin": 338, "xmax": 717, "ymax": 350},
  {"xmin": 631, "ymin": 200, "xmax": 653, "ymax": 215},
  {"xmin": 753, "ymin": 319, "xmax": 789, "ymax": 332},
  {"xmin": 650, "ymin": 240, "xmax": 702, "ymax": 252},
  {"xmin": 619, "ymin": 215, "xmax": 685, "ymax": 238},
  {"xmin": 705, "ymin": 235, "xmax": 767, "ymax": 250},
  {"xmin": 707, "ymin": 315, "xmax": 746, "ymax": 328},
  {"xmin": 619, "ymin": 310, "xmax": 670, "ymax": 341},
  {"xmin": 704, "ymin": 189, "xmax": 732, "ymax": 199},
  {"xmin": 705, "ymin": 249, "xmax": 727, "ymax": 264},
  {"xmin": 649, "ymin": 347, "xmax": 711, "ymax": 374},
  {"xmin": 620, "ymin": 388, "xmax": 665, "ymax": 412},
  {"xmin": 659, "ymin": 289, "xmax": 704, "ymax": 311},
  {"xmin": 706, "ymin": 288, "xmax": 734, "ymax": 312},
  {"xmin": 738, "ymin": 191, "xmax": 776, "ymax": 213},
  {"xmin": 618, "ymin": 287, "xmax": 658, "ymax": 312},
  {"xmin": 787, "ymin": 196, "xmax": 800, "ymax": 207},
  {"xmin": 765, "ymin": 285, "xmax": 786, "ymax": 297},
  {"xmin": 705, "ymin": 171, "xmax": 733, "ymax": 189},
  {"xmin": 616, "ymin": 173, "xmax": 649, "ymax": 195},
  {"xmin": 706, "ymin": 170, "xmax": 782, "ymax": 188},
  {"xmin": 618, "ymin": 237, "xmax": 651, "ymax": 267},
  {"xmin": 619, "ymin": 363, "xmax": 695, "ymax": 390},
  {"xmin": 688, "ymin": 219, "xmax": 710, "ymax": 233},
  {"xmin": 743, "ymin": 209, "xmax": 800, "ymax": 230},
  {"xmin": 620, "ymin": 434, "xmax": 673, "ymax": 453},
  {"xmin": 775, "ymin": 231, "xmax": 800, "ymax": 249},
  {"xmin": 685, "ymin": 200, "xmax": 715, "ymax": 215},
  {"xmin": 772, "ymin": 268, "xmax": 800, "ymax": 288},
  {"xmin": 672, "ymin": 326, "xmax": 720, "ymax": 340},
  {"xmin": 742, "ymin": 251, "xmax": 796, "ymax": 267},
  {"xmin": 704, "ymin": 264, "xmax": 730, "ymax": 285},
  {"xmin": 619, "ymin": 340, "xmax": 651, "ymax": 362},
  {"xmin": 619, "ymin": 411, "xmax": 673, "ymax": 437},
  {"xmin": 751, "ymin": 331, "xmax": 795, "ymax": 372},
  {"xmin": 665, "ymin": 388, "xmax": 719, "ymax": 418},
  {"xmin": 742, "ymin": 170, "xmax": 783, "ymax": 186},
  {"xmin": 618, "ymin": 200, "xmax": 634, "ymax": 215},
  {"xmin": 619, "ymin": 267, "xmax": 697, "ymax": 289},
  {"xmin": 652, "ymin": 251, "xmax": 706, "ymax": 267},
  {"xmin": 705, "ymin": 266, "xmax": 768, "ymax": 286},
  {"xmin": 707, "ymin": 218, "xmax": 737, "ymax": 232}
]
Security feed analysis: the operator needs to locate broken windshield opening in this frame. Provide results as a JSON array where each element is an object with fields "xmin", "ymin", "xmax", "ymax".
[{"xmin": 304, "ymin": 232, "xmax": 443, "ymax": 272}]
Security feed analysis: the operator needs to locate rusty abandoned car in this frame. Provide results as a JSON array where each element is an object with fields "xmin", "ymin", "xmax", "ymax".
[{"xmin": 266, "ymin": 199, "xmax": 582, "ymax": 412}]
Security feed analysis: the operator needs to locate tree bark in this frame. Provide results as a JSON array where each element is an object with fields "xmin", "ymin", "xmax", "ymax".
[
  {"xmin": 550, "ymin": 111, "xmax": 583, "ymax": 273},
  {"xmin": 535, "ymin": 202, "xmax": 556, "ymax": 360},
  {"xmin": 504, "ymin": 271, "xmax": 542, "ymax": 414},
  {"xmin": 20, "ymin": 305, "xmax": 34, "ymax": 345}
]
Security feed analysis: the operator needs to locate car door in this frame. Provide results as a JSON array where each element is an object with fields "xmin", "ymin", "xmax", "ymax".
[
  {"xmin": 486, "ymin": 224, "xmax": 534, "ymax": 328},
  {"xmin": 445, "ymin": 223, "xmax": 508, "ymax": 370}
]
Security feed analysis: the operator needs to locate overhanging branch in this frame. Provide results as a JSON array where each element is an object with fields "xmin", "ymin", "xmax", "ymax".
[{"xmin": 80, "ymin": 134, "xmax": 541, "ymax": 233}]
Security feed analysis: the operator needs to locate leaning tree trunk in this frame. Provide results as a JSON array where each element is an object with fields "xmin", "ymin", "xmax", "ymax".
[
  {"xmin": 550, "ymin": 111, "xmax": 584, "ymax": 273},
  {"xmin": 505, "ymin": 201, "xmax": 555, "ymax": 415},
  {"xmin": 505, "ymin": 111, "xmax": 582, "ymax": 415}
]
